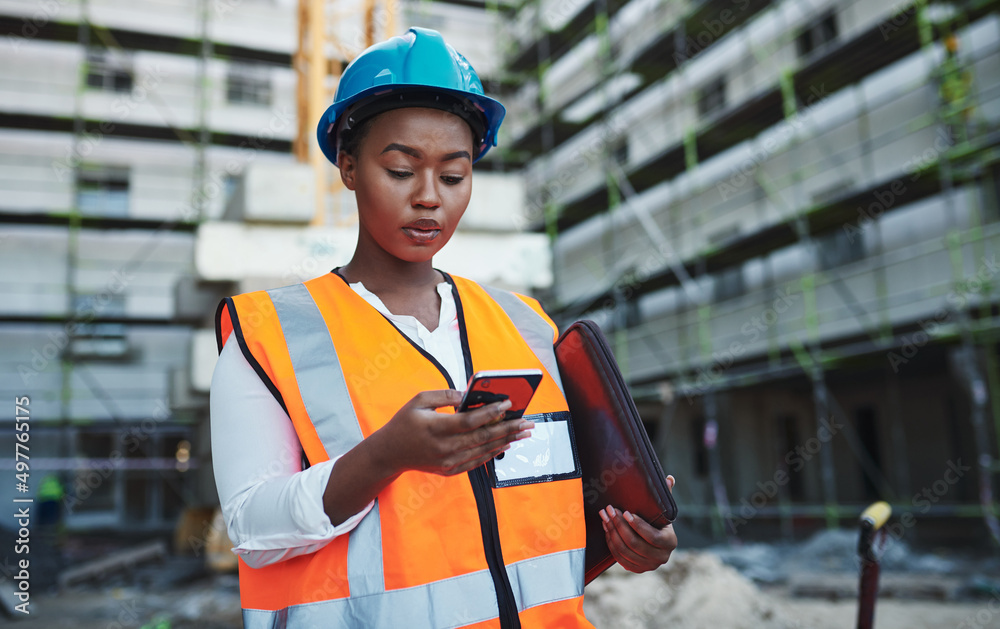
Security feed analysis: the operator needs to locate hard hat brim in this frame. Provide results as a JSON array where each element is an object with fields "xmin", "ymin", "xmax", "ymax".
[{"xmin": 316, "ymin": 84, "xmax": 506, "ymax": 166}]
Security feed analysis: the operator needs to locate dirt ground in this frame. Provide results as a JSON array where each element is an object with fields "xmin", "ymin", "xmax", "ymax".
[
  {"xmin": 8, "ymin": 579, "xmax": 244, "ymax": 629},
  {"xmin": 9, "ymin": 550, "xmax": 999, "ymax": 628},
  {"xmin": 774, "ymin": 597, "xmax": 998, "ymax": 629},
  {"xmin": 582, "ymin": 553, "xmax": 1000, "ymax": 629}
]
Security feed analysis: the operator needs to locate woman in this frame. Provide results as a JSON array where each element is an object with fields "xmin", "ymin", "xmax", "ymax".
[{"xmin": 211, "ymin": 27, "xmax": 676, "ymax": 628}]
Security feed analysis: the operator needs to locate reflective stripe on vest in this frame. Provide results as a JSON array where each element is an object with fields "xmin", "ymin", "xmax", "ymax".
[
  {"xmin": 268, "ymin": 283, "xmax": 386, "ymax": 598},
  {"xmin": 268, "ymin": 283, "xmax": 363, "ymax": 459},
  {"xmin": 242, "ymin": 548, "xmax": 585, "ymax": 629},
  {"xmin": 480, "ymin": 285, "xmax": 565, "ymax": 396}
]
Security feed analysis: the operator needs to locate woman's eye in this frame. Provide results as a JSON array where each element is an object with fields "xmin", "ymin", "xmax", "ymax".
[
  {"xmin": 441, "ymin": 175, "xmax": 464, "ymax": 185},
  {"xmin": 387, "ymin": 169, "xmax": 412, "ymax": 179}
]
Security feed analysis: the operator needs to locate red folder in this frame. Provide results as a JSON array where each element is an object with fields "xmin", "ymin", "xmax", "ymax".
[{"xmin": 554, "ymin": 320, "xmax": 678, "ymax": 583}]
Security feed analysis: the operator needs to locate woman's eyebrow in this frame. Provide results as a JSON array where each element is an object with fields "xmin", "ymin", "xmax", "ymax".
[
  {"xmin": 442, "ymin": 150, "xmax": 471, "ymax": 162},
  {"xmin": 380, "ymin": 143, "xmax": 471, "ymax": 162},
  {"xmin": 380, "ymin": 143, "xmax": 420, "ymax": 158}
]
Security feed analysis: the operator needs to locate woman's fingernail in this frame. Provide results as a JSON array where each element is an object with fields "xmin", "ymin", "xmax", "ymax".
[
  {"xmin": 624, "ymin": 511, "xmax": 635, "ymax": 523},
  {"xmin": 516, "ymin": 430, "xmax": 532, "ymax": 440},
  {"xmin": 499, "ymin": 400, "xmax": 512, "ymax": 410},
  {"xmin": 599, "ymin": 509, "xmax": 609, "ymax": 523},
  {"xmin": 602, "ymin": 521, "xmax": 608, "ymax": 532},
  {"xmin": 518, "ymin": 420, "xmax": 533, "ymax": 430}
]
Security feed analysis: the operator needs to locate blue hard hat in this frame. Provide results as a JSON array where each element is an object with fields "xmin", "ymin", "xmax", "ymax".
[{"xmin": 316, "ymin": 27, "xmax": 506, "ymax": 165}]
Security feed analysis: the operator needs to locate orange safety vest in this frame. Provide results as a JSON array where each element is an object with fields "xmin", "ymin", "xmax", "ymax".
[{"xmin": 215, "ymin": 270, "xmax": 593, "ymax": 629}]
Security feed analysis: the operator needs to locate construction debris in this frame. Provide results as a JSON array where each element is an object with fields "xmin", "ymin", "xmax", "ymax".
[
  {"xmin": 0, "ymin": 578, "xmax": 22, "ymax": 620},
  {"xmin": 58, "ymin": 540, "xmax": 168, "ymax": 590},
  {"xmin": 708, "ymin": 529, "xmax": 978, "ymax": 586},
  {"xmin": 11, "ymin": 544, "xmax": 996, "ymax": 629},
  {"xmin": 788, "ymin": 572, "xmax": 963, "ymax": 601}
]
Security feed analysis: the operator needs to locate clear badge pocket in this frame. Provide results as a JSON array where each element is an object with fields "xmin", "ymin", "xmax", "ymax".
[{"xmin": 489, "ymin": 411, "xmax": 582, "ymax": 488}]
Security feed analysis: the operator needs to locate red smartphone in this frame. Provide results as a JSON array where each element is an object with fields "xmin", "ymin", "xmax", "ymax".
[{"xmin": 457, "ymin": 369, "xmax": 544, "ymax": 421}]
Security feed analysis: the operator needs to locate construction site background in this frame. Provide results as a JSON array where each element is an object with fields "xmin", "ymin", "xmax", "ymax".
[{"xmin": 1, "ymin": 0, "xmax": 1000, "ymax": 625}]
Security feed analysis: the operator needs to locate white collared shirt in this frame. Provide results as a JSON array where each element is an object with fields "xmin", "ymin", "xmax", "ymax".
[
  {"xmin": 349, "ymin": 280, "xmax": 467, "ymax": 388},
  {"xmin": 210, "ymin": 280, "xmax": 465, "ymax": 568}
]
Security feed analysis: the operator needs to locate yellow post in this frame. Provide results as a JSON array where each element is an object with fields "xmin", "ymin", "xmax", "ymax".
[
  {"xmin": 326, "ymin": 55, "xmax": 345, "ymax": 225},
  {"xmin": 307, "ymin": 0, "xmax": 329, "ymax": 225},
  {"xmin": 364, "ymin": 0, "xmax": 376, "ymax": 47},
  {"xmin": 296, "ymin": 0, "xmax": 381, "ymax": 225},
  {"xmin": 385, "ymin": 0, "xmax": 396, "ymax": 40},
  {"xmin": 293, "ymin": 0, "xmax": 309, "ymax": 162}
]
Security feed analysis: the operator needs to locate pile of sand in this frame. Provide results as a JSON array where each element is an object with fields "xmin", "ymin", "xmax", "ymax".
[{"xmin": 583, "ymin": 551, "xmax": 797, "ymax": 629}]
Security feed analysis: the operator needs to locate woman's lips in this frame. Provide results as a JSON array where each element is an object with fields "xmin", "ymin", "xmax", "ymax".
[
  {"xmin": 402, "ymin": 218, "xmax": 442, "ymax": 244},
  {"xmin": 402, "ymin": 227, "xmax": 441, "ymax": 243}
]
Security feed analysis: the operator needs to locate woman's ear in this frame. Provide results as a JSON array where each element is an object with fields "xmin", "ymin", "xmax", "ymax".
[{"xmin": 339, "ymin": 151, "xmax": 357, "ymax": 190}]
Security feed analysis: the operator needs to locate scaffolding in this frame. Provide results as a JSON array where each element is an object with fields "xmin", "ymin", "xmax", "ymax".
[
  {"xmin": 505, "ymin": 0, "xmax": 1000, "ymax": 543},
  {"xmin": 0, "ymin": 0, "xmax": 299, "ymax": 530},
  {"xmin": 51, "ymin": 1, "xmax": 209, "ymax": 529}
]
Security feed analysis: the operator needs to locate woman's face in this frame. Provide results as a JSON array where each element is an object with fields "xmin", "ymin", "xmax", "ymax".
[{"xmin": 339, "ymin": 107, "xmax": 474, "ymax": 264}]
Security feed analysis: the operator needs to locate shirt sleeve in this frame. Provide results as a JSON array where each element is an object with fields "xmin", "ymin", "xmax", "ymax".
[{"xmin": 210, "ymin": 335, "xmax": 374, "ymax": 569}]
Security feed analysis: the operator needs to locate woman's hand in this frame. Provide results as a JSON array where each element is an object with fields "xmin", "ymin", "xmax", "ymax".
[
  {"xmin": 599, "ymin": 475, "xmax": 678, "ymax": 573},
  {"xmin": 373, "ymin": 389, "xmax": 533, "ymax": 477},
  {"xmin": 324, "ymin": 389, "xmax": 532, "ymax": 526}
]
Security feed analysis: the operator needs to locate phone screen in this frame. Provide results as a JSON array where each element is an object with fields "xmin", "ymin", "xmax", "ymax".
[{"xmin": 457, "ymin": 369, "xmax": 543, "ymax": 421}]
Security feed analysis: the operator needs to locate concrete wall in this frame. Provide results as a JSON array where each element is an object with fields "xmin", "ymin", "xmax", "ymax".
[
  {"xmin": 653, "ymin": 357, "xmax": 985, "ymax": 539},
  {"xmin": 0, "ymin": 0, "xmax": 297, "ymax": 53},
  {"xmin": 0, "ymin": 40, "xmax": 297, "ymax": 139},
  {"xmin": 0, "ymin": 224, "xmax": 195, "ymax": 318},
  {"xmin": 0, "ymin": 128, "xmax": 298, "ymax": 219}
]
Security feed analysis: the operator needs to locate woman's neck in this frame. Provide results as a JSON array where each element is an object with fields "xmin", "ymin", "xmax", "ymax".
[
  {"xmin": 338, "ymin": 244, "xmax": 443, "ymax": 298},
  {"xmin": 339, "ymin": 247, "xmax": 445, "ymax": 331}
]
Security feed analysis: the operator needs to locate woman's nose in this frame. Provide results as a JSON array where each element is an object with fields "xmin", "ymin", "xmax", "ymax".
[{"xmin": 412, "ymin": 172, "xmax": 441, "ymax": 209}]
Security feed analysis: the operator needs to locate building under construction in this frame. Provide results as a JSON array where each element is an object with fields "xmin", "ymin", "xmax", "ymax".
[
  {"xmin": 2, "ymin": 0, "xmax": 1000, "ymax": 549},
  {"xmin": 0, "ymin": 0, "xmax": 533, "ymax": 532},
  {"xmin": 498, "ymin": 0, "xmax": 1000, "ymax": 544}
]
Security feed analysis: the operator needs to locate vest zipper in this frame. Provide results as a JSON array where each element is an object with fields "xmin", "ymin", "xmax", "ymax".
[
  {"xmin": 468, "ymin": 466, "xmax": 521, "ymax": 629},
  {"xmin": 444, "ymin": 273, "xmax": 521, "ymax": 628}
]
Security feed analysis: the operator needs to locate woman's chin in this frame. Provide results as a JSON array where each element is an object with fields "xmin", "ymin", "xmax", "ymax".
[
  {"xmin": 387, "ymin": 247, "xmax": 440, "ymax": 265},
  {"xmin": 393, "ymin": 237, "xmax": 453, "ymax": 263}
]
